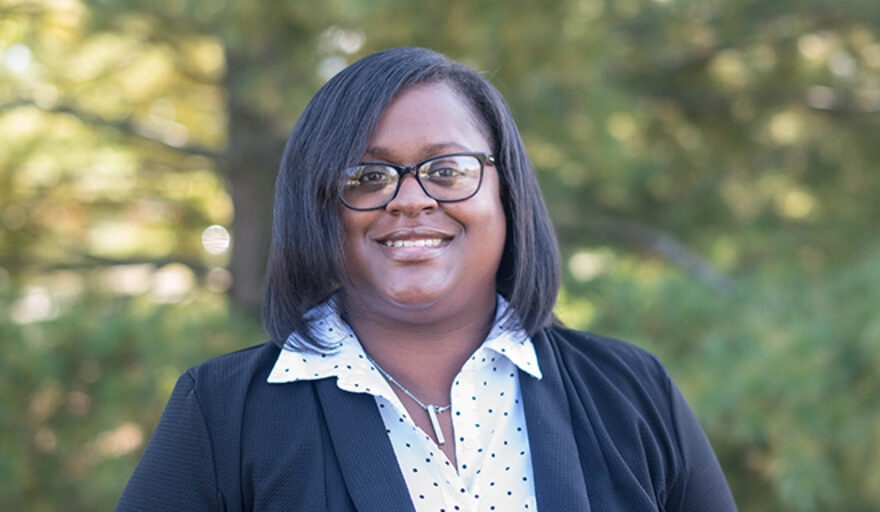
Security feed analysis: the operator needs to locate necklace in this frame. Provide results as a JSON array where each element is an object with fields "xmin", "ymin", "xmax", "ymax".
[{"xmin": 363, "ymin": 352, "xmax": 451, "ymax": 445}]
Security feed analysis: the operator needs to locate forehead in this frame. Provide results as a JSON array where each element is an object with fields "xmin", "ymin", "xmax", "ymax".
[{"xmin": 364, "ymin": 82, "xmax": 490, "ymax": 162}]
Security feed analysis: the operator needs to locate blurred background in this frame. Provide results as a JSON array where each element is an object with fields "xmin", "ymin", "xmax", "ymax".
[{"xmin": 2, "ymin": 0, "xmax": 879, "ymax": 510}]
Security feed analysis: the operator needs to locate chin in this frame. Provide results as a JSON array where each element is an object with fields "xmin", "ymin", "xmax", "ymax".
[{"xmin": 381, "ymin": 287, "xmax": 446, "ymax": 311}]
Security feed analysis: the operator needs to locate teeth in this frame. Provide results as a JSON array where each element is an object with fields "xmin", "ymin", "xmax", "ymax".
[{"xmin": 383, "ymin": 239, "xmax": 443, "ymax": 248}]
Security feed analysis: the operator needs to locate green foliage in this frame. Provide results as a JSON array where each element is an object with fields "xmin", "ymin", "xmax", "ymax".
[
  {"xmin": 0, "ymin": 288, "xmax": 263, "ymax": 511},
  {"xmin": 559, "ymin": 245, "xmax": 880, "ymax": 511}
]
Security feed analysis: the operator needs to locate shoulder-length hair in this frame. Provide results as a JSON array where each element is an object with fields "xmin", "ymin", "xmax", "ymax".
[{"xmin": 263, "ymin": 47, "xmax": 560, "ymax": 350}]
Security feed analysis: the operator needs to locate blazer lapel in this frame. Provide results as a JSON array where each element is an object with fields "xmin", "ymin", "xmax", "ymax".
[
  {"xmin": 316, "ymin": 379, "xmax": 416, "ymax": 512},
  {"xmin": 521, "ymin": 329, "xmax": 592, "ymax": 511}
]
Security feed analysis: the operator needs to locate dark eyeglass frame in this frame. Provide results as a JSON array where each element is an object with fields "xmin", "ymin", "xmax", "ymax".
[{"xmin": 340, "ymin": 152, "xmax": 496, "ymax": 211}]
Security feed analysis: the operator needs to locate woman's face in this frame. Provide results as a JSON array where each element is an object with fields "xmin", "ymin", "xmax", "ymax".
[{"xmin": 340, "ymin": 82, "xmax": 506, "ymax": 326}]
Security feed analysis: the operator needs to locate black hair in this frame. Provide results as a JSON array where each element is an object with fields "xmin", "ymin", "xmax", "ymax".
[{"xmin": 263, "ymin": 47, "xmax": 560, "ymax": 350}]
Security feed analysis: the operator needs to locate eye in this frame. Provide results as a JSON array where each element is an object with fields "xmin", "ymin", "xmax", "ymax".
[
  {"xmin": 424, "ymin": 160, "xmax": 464, "ymax": 185},
  {"xmin": 428, "ymin": 166, "xmax": 462, "ymax": 178},
  {"xmin": 348, "ymin": 166, "xmax": 394, "ymax": 191},
  {"xmin": 360, "ymin": 170, "xmax": 390, "ymax": 184}
]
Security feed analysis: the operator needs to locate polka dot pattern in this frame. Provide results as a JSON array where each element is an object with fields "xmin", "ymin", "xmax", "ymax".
[{"xmin": 267, "ymin": 294, "xmax": 541, "ymax": 511}]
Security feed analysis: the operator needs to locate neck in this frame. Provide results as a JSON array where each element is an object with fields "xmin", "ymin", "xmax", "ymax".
[{"xmin": 340, "ymin": 290, "xmax": 497, "ymax": 404}]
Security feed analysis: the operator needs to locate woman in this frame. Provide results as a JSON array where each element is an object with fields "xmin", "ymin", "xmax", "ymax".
[{"xmin": 118, "ymin": 47, "xmax": 737, "ymax": 511}]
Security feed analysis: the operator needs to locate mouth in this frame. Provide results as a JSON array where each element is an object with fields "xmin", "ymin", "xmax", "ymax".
[
  {"xmin": 381, "ymin": 238, "xmax": 445, "ymax": 248},
  {"xmin": 374, "ymin": 228, "xmax": 454, "ymax": 254}
]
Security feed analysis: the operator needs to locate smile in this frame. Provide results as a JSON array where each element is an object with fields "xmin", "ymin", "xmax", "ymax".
[{"xmin": 382, "ymin": 238, "xmax": 444, "ymax": 248}]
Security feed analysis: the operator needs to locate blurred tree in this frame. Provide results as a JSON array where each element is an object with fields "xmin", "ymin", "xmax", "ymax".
[{"xmin": 1, "ymin": 0, "xmax": 344, "ymax": 313}]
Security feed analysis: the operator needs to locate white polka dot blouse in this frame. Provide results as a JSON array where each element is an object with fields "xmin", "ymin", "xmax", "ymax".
[{"xmin": 268, "ymin": 295, "xmax": 543, "ymax": 512}]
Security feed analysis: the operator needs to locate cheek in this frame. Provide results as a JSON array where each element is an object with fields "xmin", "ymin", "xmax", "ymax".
[
  {"xmin": 340, "ymin": 211, "xmax": 372, "ymax": 271},
  {"xmin": 478, "ymin": 175, "xmax": 507, "ymax": 244},
  {"xmin": 464, "ymin": 190, "xmax": 507, "ymax": 258},
  {"xmin": 340, "ymin": 207, "xmax": 371, "ymax": 242}
]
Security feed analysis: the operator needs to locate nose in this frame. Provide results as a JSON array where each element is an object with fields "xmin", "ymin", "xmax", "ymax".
[{"xmin": 385, "ymin": 174, "xmax": 437, "ymax": 215}]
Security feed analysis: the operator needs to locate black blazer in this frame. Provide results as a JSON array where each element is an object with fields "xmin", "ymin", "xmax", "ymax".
[{"xmin": 117, "ymin": 325, "xmax": 737, "ymax": 511}]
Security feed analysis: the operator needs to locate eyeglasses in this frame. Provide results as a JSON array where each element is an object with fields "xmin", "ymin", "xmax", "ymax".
[{"xmin": 340, "ymin": 152, "xmax": 495, "ymax": 211}]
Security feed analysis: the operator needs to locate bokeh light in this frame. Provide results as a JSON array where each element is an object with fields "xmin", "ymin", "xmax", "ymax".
[{"xmin": 201, "ymin": 224, "xmax": 231, "ymax": 255}]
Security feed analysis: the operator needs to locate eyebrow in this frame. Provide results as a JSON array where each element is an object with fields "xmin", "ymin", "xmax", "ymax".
[{"xmin": 363, "ymin": 142, "xmax": 471, "ymax": 162}]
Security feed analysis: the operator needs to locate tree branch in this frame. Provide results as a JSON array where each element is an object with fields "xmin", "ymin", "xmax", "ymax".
[
  {"xmin": 14, "ymin": 254, "xmax": 211, "ymax": 276},
  {"xmin": 0, "ymin": 99, "xmax": 222, "ymax": 160},
  {"xmin": 561, "ymin": 216, "xmax": 737, "ymax": 294},
  {"xmin": 0, "ymin": 2, "xmax": 44, "ymax": 16}
]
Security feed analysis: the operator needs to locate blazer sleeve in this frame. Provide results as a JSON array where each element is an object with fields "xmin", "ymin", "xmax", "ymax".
[
  {"xmin": 117, "ymin": 372, "xmax": 226, "ymax": 511},
  {"xmin": 662, "ymin": 368, "xmax": 738, "ymax": 511}
]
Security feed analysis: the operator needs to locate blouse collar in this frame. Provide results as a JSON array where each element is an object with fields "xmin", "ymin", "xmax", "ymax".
[{"xmin": 267, "ymin": 294, "xmax": 542, "ymax": 389}]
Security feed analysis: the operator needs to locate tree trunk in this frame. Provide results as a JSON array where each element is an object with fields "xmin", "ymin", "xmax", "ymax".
[{"xmin": 223, "ymin": 50, "xmax": 287, "ymax": 316}]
